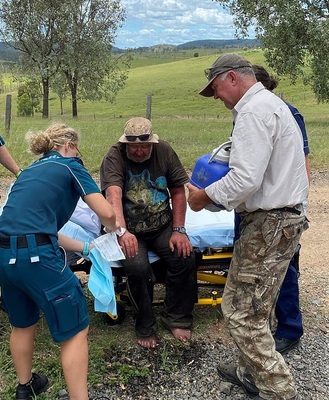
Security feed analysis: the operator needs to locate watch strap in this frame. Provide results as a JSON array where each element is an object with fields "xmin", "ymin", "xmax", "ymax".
[{"xmin": 172, "ymin": 226, "xmax": 187, "ymax": 234}]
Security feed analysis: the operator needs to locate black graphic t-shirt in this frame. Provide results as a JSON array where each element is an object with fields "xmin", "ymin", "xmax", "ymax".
[{"xmin": 100, "ymin": 140, "xmax": 188, "ymax": 234}]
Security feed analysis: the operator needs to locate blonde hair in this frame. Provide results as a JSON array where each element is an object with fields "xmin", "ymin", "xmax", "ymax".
[{"xmin": 25, "ymin": 123, "xmax": 80, "ymax": 155}]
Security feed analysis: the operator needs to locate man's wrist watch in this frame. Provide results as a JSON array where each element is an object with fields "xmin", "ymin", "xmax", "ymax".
[{"xmin": 172, "ymin": 226, "xmax": 187, "ymax": 234}]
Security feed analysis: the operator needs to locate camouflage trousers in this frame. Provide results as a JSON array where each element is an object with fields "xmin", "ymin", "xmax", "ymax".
[{"xmin": 221, "ymin": 207, "xmax": 308, "ymax": 399}]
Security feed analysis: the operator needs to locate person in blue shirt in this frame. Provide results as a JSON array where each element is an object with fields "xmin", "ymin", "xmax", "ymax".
[
  {"xmin": 0, "ymin": 123, "xmax": 117, "ymax": 400},
  {"xmin": 250, "ymin": 65, "xmax": 310, "ymax": 354}
]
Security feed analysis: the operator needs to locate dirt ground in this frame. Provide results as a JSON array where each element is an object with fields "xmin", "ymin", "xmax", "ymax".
[{"xmin": 296, "ymin": 169, "xmax": 329, "ymax": 332}]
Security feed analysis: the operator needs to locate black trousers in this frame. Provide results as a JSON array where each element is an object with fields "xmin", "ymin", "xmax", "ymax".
[{"xmin": 121, "ymin": 224, "xmax": 197, "ymax": 338}]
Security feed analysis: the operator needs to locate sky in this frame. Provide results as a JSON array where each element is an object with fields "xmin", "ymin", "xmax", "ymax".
[{"xmin": 114, "ymin": 0, "xmax": 254, "ymax": 49}]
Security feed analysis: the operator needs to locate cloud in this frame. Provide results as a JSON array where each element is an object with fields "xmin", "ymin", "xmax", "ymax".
[{"xmin": 114, "ymin": 0, "xmax": 241, "ymax": 49}]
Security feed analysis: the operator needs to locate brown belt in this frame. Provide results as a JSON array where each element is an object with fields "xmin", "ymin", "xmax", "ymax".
[{"xmin": 273, "ymin": 206, "xmax": 302, "ymax": 215}]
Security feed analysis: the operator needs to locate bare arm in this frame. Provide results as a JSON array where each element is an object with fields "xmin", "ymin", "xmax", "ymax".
[
  {"xmin": 83, "ymin": 192, "xmax": 117, "ymax": 232},
  {"xmin": 169, "ymin": 186, "xmax": 193, "ymax": 257},
  {"xmin": 0, "ymin": 145, "xmax": 20, "ymax": 176},
  {"xmin": 105, "ymin": 186, "xmax": 126, "ymax": 228},
  {"xmin": 58, "ymin": 233, "xmax": 94, "ymax": 253},
  {"xmin": 169, "ymin": 186, "xmax": 187, "ymax": 226},
  {"xmin": 105, "ymin": 185, "xmax": 139, "ymax": 258}
]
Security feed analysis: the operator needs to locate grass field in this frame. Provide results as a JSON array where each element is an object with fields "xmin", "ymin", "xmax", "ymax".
[{"xmin": 0, "ymin": 47, "xmax": 328, "ymax": 177}]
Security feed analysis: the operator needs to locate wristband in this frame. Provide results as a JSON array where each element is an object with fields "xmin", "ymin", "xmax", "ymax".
[
  {"xmin": 115, "ymin": 227, "xmax": 126, "ymax": 237},
  {"xmin": 16, "ymin": 169, "xmax": 23, "ymax": 178},
  {"xmin": 82, "ymin": 242, "xmax": 90, "ymax": 256}
]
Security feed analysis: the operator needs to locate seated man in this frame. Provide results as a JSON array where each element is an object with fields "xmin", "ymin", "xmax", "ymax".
[{"xmin": 100, "ymin": 117, "xmax": 197, "ymax": 348}]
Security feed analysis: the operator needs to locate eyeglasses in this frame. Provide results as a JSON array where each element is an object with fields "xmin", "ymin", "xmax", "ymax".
[
  {"xmin": 76, "ymin": 147, "xmax": 83, "ymax": 158},
  {"xmin": 125, "ymin": 133, "xmax": 151, "ymax": 142},
  {"xmin": 68, "ymin": 141, "xmax": 83, "ymax": 157}
]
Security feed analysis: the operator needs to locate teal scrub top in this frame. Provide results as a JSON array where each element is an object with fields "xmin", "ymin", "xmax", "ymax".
[{"xmin": 0, "ymin": 151, "xmax": 100, "ymax": 237}]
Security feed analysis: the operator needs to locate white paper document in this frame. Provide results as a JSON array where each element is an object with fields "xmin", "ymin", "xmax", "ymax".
[{"xmin": 93, "ymin": 233, "xmax": 125, "ymax": 262}]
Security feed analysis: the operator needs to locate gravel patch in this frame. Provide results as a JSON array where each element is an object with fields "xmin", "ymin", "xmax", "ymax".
[{"xmin": 56, "ymin": 325, "xmax": 328, "ymax": 400}]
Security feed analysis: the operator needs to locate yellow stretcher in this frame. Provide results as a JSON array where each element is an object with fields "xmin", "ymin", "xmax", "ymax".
[{"xmin": 98, "ymin": 246, "xmax": 233, "ymax": 325}]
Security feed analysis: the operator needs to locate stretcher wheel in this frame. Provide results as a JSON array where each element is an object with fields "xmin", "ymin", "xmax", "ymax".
[{"xmin": 103, "ymin": 302, "xmax": 126, "ymax": 325}]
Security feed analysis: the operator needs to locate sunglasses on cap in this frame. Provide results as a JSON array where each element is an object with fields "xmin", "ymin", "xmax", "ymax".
[
  {"xmin": 125, "ymin": 133, "xmax": 151, "ymax": 142},
  {"xmin": 204, "ymin": 65, "xmax": 250, "ymax": 80}
]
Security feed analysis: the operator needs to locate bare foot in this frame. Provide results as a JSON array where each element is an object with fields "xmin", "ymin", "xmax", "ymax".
[
  {"xmin": 137, "ymin": 335, "xmax": 158, "ymax": 349},
  {"xmin": 170, "ymin": 327, "xmax": 192, "ymax": 343}
]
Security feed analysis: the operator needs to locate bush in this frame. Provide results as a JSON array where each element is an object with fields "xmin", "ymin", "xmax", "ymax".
[
  {"xmin": 17, "ymin": 92, "xmax": 33, "ymax": 116},
  {"xmin": 17, "ymin": 82, "xmax": 41, "ymax": 116}
]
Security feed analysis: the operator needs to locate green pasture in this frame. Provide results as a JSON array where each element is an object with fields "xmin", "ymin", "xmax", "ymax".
[
  {"xmin": 0, "ymin": 47, "xmax": 328, "ymax": 179},
  {"xmin": 127, "ymin": 47, "xmax": 224, "ymax": 68}
]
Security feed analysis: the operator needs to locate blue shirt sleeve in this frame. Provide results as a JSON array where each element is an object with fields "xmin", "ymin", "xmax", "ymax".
[{"xmin": 286, "ymin": 103, "xmax": 310, "ymax": 155}]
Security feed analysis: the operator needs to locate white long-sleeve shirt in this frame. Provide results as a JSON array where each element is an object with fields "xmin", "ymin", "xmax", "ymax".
[{"xmin": 205, "ymin": 83, "xmax": 309, "ymax": 213}]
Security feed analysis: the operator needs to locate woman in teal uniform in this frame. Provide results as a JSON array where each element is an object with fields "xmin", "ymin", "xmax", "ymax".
[{"xmin": 0, "ymin": 123, "xmax": 117, "ymax": 400}]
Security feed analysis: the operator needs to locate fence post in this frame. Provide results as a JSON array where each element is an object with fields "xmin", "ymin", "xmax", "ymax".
[
  {"xmin": 146, "ymin": 94, "xmax": 152, "ymax": 120},
  {"xmin": 5, "ymin": 94, "xmax": 12, "ymax": 135}
]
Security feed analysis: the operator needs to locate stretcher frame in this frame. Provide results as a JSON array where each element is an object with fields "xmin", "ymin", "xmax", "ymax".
[{"xmin": 71, "ymin": 246, "xmax": 233, "ymax": 325}]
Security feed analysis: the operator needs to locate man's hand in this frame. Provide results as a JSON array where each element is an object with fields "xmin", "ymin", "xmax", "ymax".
[
  {"xmin": 169, "ymin": 232, "xmax": 193, "ymax": 258},
  {"xmin": 186, "ymin": 183, "xmax": 211, "ymax": 211},
  {"xmin": 118, "ymin": 230, "xmax": 138, "ymax": 258}
]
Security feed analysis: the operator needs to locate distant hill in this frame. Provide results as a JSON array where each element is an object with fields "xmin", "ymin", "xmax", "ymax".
[
  {"xmin": 0, "ymin": 39, "xmax": 259, "ymax": 60},
  {"xmin": 112, "ymin": 39, "xmax": 259, "ymax": 53},
  {"xmin": 0, "ymin": 42, "xmax": 19, "ymax": 62},
  {"xmin": 176, "ymin": 39, "xmax": 260, "ymax": 50}
]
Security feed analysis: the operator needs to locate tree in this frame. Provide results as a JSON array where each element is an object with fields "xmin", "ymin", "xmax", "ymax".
[
  {"xmin": 214, "ymin": 0, "xmax": 329, "ymax": 102},
  {"xmin": 0, "ymin": 0, "xmax": 66, "ymax": 117},
  {"xmin": 0, "ymin": 0, "xmax": 130, "ymax": 117},
  {"xmin": 56, "ymin": 0, "xmax": 130, "ymax": 117},
  {"xmin": 51, "ymin": 73, "xmax": 70, "ymax": 116}
]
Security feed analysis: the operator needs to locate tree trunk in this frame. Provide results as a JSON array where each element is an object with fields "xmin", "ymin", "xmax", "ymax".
[
  {"xmin": 42, "ymin": 78, "xmax": 49, "ymax": 118},
  {"xmin": 71, "ymin": 76, "xmax": 78, "ymax": 118},
  {"xmin": 71, "ymin": 91, "xmax": 78, "ymax": 117},
  {"xmin": 64, "ymin": 71, "xmax": 79, "ymax": 118},
  {"xmin": 60, "ymin": 96, "xmax": 63, "ymax": 115}
]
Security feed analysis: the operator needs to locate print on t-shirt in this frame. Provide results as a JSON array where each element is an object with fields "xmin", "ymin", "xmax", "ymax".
[{"xmin": 124, "ymin": 169, "xmax": 171, "ymax": 234}]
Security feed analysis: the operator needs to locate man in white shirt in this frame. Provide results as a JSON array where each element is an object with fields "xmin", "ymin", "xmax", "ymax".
[{"xmin": 187, "ymin": 54, "xmax": 309, "ymax": 400}]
